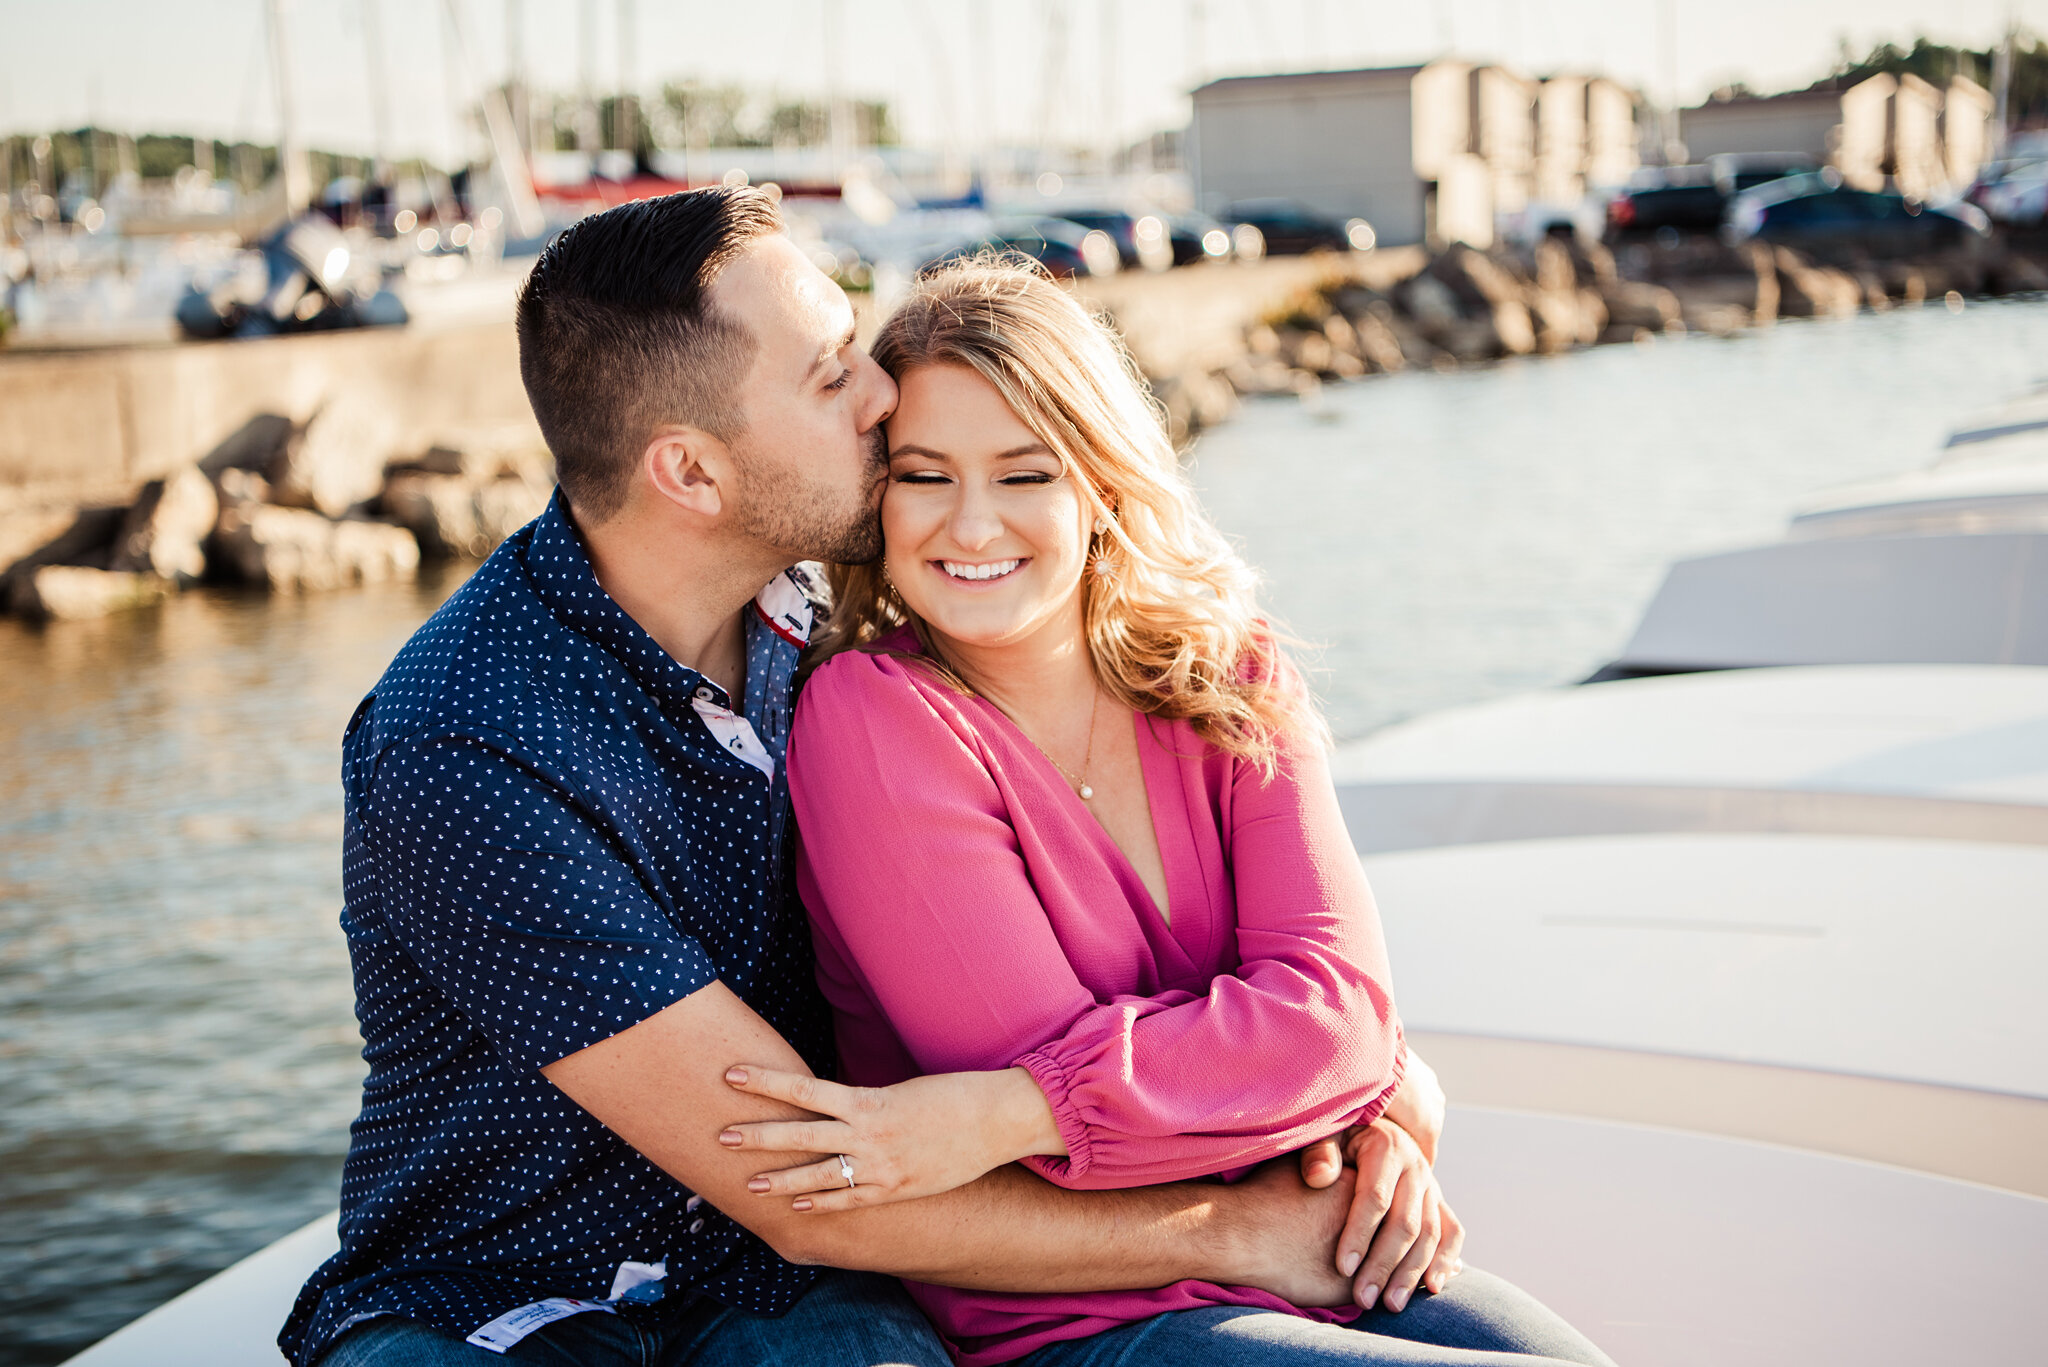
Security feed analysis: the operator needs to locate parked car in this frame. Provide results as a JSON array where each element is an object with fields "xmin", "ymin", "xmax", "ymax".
[
  {"xmin": 1053, "ymin": 209, "xmax": 1175, "ymax": 271},
  {"xmin": 1166, "ymin": 211, "xmax": 1236, "ymax": 266},
  {"xmin": 1978, "ymin": 162, "xmax": 2048, "ymax": 226},
  {"xmin": 1706, "ymin": 152, "xmax": 1821, "ymax": 195},
  {"xmin": 1725, "ymin": 173, "xmax": 1991, "ymax": 256},
  {"xmin": 1218, "ymin": 199, "xmax": 1371, "ymax": 255},
  {"xmin": 1605, "ymin": 166, "xmax": 1721, "ymax": 239},
  {"xmin": 927, "ymin": 217, "xmax": 1121, "ymax": 278}
]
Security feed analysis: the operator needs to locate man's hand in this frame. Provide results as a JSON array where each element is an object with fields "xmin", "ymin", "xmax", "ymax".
[{"xmin": 1221, "ymin": 1156, "xmax": 1362, "ymax": 1309}]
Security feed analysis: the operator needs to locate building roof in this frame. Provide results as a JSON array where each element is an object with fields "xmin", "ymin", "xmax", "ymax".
[{"xmin": 1191, "ymin": 64, "xmax": 1430, "ymax": 98}]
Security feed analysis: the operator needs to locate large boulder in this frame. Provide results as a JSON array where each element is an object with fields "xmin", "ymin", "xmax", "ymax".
[
  {"xmin": 10, "ymin": 565, "xmax": 169, "ymax": 621},
  {"xmin": 1599, "ymin": 280, "xmax": 1682, "ymax": 331},
  {"xmin": 1428, "ymin": 246, "xmax": 1536, "ymax": 356},
  {"xmin": 214, "ymin": 505, "xmax": 419, "ymax": 593},
  {"xmin": 111, "ymin": 465, "xmax": 218, "ymax": 583},
  {"xmin": 267, "ymin": 398, "xmax": 401, "ymax": 518},
  {"xmin": 1773, "ymin": 248, "xmax": 1862, "ymax": 318},
  {"xmin": 381, "ymin": 471, "xmax": 551, "ymax": 558}
]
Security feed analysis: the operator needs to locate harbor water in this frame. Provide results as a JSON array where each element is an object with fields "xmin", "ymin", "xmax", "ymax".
[{"xmin": 3, "ymin": 297, "xmax": 2047, "ymax": 1364}]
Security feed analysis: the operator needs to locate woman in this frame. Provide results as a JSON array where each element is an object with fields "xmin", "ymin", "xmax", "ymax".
[{"xmin": 719, "ymin": 259, "xmax": 1612, "ymax": 1367}]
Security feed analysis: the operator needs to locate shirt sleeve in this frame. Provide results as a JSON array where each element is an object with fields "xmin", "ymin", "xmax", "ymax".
[
  {"xmin": 790, "ymin": 651, "xmax": 1403, "ymax": 1190},
  {"xmin": 356, "ymin": 732, "xmax": 721, "ymax": 1072}
]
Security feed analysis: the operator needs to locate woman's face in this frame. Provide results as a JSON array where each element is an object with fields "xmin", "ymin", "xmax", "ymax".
[{"xmin": 882, "ymin": 363, "xmax": 1093, "ymax": 656}]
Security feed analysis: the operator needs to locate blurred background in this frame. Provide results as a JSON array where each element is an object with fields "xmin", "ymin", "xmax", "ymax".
[{"xmin": 3, "ymin": 3, "xmax": 2046, "ymax": 1364}]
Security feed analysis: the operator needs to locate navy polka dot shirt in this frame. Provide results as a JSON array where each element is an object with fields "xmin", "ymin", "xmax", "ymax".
[{"xmin": 280, "ymin": 494, "xmax": 832, "ymax": 1365}]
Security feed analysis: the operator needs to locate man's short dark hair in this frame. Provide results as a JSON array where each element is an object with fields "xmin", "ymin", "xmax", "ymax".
[{"xmin": 515, "ymin": 187, "xmax": 783, "ymax": 522}]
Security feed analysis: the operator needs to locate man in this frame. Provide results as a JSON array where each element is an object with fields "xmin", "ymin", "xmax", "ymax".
[{"xmin": 281, "ymin": 187, "xmax": 1386, "ymax": 1367}]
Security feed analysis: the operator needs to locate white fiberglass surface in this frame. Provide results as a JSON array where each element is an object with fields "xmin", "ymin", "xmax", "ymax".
[
  {"xmin": 1362, "ymin": 833, "xmax": 2048, "ymax": 1098},
  {"xmin": 1436, "ymin": 1108, "xmax": 2048, "ymax": 1367},
  {"xmin": 1330, "ymin": 665, "xmax": 2048, "ymax": 807}
]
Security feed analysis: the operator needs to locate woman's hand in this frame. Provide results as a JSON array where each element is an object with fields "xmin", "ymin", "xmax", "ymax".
[
  {"xmin": 1333, "ymin": 1119, "xmax": 1464, "ymax": 1312},
  {"xmin": 718, "ymin": 1064, "xmax": 1065, "ymax": 1213}
]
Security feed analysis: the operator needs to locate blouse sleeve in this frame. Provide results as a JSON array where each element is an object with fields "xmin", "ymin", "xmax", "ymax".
[{"xmin": 789, "ymin": 650, "xmax": 1404, "ymax": 1190}]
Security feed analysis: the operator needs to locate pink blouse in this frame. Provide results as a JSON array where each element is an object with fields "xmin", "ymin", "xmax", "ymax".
[{"xmin": 788, "ymin": 634, "xmax": 1405, "ymax": 1365}]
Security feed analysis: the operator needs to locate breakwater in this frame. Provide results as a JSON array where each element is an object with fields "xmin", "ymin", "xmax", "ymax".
[{"xmin": 5, "ymin": 235, "xmax": 2044, "ymax": 622}]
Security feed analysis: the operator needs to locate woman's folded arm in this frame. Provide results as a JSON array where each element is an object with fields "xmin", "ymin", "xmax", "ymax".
[{"xmin": 787, "ymin": 651, "xmax": 1405, "ymax": 1189}]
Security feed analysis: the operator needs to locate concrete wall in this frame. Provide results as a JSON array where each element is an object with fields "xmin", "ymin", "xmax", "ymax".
[
  {"xmin": 1944, "ymin": 76, "xmax": 1996, "ymax": 190},
  {"xmin": 1837, "ymin": 76, "xmax": 1894, "ymax": 190},
  {"xmin": 1192, "ymin": 68, "xmax": 1428, "ymax": 245},
  {"xmin": 1890, "ymin": 74, "xmax": 1949, "ymax": 199},
  {"xmin": 1535, "ymin": 77, "xmax": 1590, "ymax": 205},
  {"xmin": 1412, "ymin": 61, "xmax": 1493, "ymax": 247},
  {"xmin": 1472, "ymin": 66, "xmax": 1537, "ymax": 217},
  {"xmin": 0, "ymin": 323, "xmax": 542, "ymax": 503},
  {"xmin": 1586, "ymin": 80, "xmax": 1642, "ymax": 188},
  {"xmin": 1679, "ymin": 92, "xmax": 1842, "ymax": 161}
]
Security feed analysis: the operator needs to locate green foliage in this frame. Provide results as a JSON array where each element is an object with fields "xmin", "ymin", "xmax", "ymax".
[
  {"xmin": 1830, "ymin": 34, "xmax": 2048, "ymax": 124},
  {"xmin": 653, "ymin": 82, "xmax": 898, "ymax": 149}
]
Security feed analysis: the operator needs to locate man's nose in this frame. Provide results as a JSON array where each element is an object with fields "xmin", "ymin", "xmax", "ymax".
[{"xmin": 857, "ymin": 351, "xmax": 898, "ymax": 432}]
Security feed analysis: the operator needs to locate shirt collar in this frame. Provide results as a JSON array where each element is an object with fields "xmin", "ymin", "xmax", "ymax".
[{"xmin": 520, "ymin": 490, "xmax": 811, "ymax": 717}]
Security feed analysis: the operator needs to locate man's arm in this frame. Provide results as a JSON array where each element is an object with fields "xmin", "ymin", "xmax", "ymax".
[{"xmin": 542, "ymin": 980, "xmax": 1358, "ymax": 1306}]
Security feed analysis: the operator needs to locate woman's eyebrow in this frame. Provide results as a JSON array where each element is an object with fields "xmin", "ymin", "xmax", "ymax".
[{"xmin": 888, "ymin": 442, "xmax": 1053, "ymax": 462}]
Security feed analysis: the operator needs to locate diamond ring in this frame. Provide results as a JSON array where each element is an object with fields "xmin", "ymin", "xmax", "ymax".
[{"xmin": 837, "ymin": 1154, "xmax": 856, "ymax": 1189}]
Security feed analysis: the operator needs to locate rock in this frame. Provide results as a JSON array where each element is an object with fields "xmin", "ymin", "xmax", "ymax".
[
  {"xmin": 267, "ymin": 398, "xmax": 400, "ymax": 519},
  {"xmin": 382, "ymin": 468, "xmax": 551, "ymax": 559},
  {"xmin": 198, "ymin": 413, "xmax": 296, "ymax": 478},
  {"xmin": 0, "ymin": 505, "xmax": 85, "ymax": 578},
  {"xmin": 1566, "ymin": 238, "xmax": 1620, "ymax": 287},
  {"xmin": 215, "ymin": 505, "xmax": 419, "ymax": 593},
  {"xmin": 10, "ymin": 565, "xmax": 169, "ymax": 621},
  {"xmin": 1222, "ymin": 355, "xmax": 1301, "ymax": 397},
  {"xmin": 1527, "ymin": 289, "xmax": 1587, "ymax": 354},
  {"xmin": 1401, "ymin": 275, "xmax": 1464, "ymax": 334},
  {"xmin": 1533, "ymin": 239, "xmax": 1578, "ymax": 295},
  {"xmin": 1574, "ymin": 289, "xmax": 1609, "ymax": 344},
  {"xmin": 1345, "ymin": 304, "xmax": 1408, "ymax": 372},
  {"xmin": 1278, "ymin": 327, "xmax": 1337, "ymax": 375},
  {"xmin": 1773, "ymin": 248, "xmax": 1862, "ymax": 318},
  {"xmin": 212, "ymin": 467, "xmax": 273, "ymax": 508},
  {"xmin": 1600, "ymin": 280, "xmax": 1682, "ymax": 331},
  {"xmin": 111, "ymin": 465, "xmax": 218, "ymax": 583},
  {"xmin": 0, "ymin": 506, "xmax": 125, "ymax": 584},
  {"xmin": 1426, "ymin": 247, "xmax": 1536, "ymax": 356}
]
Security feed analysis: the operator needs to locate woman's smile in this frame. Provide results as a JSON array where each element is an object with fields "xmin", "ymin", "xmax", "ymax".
[{"xmin": 934, "ymin": 557, "xmax": 1029, "ymax": 584}]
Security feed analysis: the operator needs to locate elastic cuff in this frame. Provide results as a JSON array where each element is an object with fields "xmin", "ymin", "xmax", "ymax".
[
  {"xmin": 1013, "ymin": 1048, "xmax": 1097, "ymax": 1183},
  {"xmin": 1356, "ymin": 1028, "xmax": 1409, "ymax": 1128}
]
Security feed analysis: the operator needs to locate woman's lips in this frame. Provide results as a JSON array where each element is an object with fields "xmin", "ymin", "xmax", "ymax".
[{"xmin": 932, "ymin": 558, "xmax": 1027, "ymax": 585}]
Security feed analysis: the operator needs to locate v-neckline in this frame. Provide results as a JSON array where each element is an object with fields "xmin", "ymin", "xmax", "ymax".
[{"xmin": 979, "ymin": 695, "xmax": 1181, "ymax": 929}]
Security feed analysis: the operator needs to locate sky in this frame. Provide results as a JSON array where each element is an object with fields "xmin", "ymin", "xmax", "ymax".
[{"xmin": 2, "ymin": 0, "xmax": 2043, "ymax": 166}]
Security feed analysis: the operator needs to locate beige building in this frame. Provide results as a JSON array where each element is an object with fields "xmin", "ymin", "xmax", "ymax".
[
  {"xmin": 1190, "ymin": 62, "xmax": 1637, "ymax": 248},
  {"xmin": 1681, "ymin": 74, "xmax": 1995, "ymax": 198}
]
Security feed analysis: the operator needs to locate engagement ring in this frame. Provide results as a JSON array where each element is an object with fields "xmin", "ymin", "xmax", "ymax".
[{"xmin": 837, "ymin": 1154, "xmax": 856, "ymax": 1189}]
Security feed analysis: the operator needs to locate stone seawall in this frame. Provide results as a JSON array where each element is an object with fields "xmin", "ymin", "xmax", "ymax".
[{"xmin": 0, "ymin": 322, "xmax": 541, "ymax": 507}]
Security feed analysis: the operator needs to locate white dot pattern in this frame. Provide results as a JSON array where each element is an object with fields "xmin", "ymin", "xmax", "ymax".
[{"xmin": 280, "ymin": 494, "xmax": 831, "ymax": 1366}]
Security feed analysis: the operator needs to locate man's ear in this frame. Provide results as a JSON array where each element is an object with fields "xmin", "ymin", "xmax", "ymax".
[{"xmin": 643, "ymin": 425, "xmax": 733, "ymax": 520}]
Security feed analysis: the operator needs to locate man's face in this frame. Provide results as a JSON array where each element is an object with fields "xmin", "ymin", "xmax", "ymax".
[{"xmin": 708, "ymin": 235, "xmax": 897, "ymax": 564}]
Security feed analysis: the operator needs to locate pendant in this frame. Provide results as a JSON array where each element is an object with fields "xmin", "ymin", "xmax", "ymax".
[{"xmin": 1078, "ymin": 784, "xmax": 1094, "ymax": 799}]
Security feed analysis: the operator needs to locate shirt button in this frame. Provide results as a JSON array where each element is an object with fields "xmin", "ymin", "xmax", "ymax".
[
  {"xmin": 689, "ymin": 1219, "xmax": 705, "ymax": 1235},
  {"xmin": 685, "ymin": 1195, "xmax": 703, "ymax": 1213},
  {"xmin": 693, "ymin": 686, "xmax": 715, "ymax": 702}
]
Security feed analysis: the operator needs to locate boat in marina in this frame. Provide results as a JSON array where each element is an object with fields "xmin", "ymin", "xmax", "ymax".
[
  {"xmin": 1594, "ymin": 383, "xmax": 2048, "ymax": 677},
  {"xmin": 62, "ymin": 390, "xmax": 2048, "ymax": 1367}
]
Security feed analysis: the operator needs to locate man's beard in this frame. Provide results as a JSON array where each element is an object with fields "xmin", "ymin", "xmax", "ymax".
[{"xmin": 729, "ymin": 426, "xmax": 887, "ymax": 565}]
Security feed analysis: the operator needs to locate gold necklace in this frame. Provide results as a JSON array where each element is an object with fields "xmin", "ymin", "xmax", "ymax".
[{"xmin": 1019, "ymin": 687, "xmax": 1102, "ymax": 800}]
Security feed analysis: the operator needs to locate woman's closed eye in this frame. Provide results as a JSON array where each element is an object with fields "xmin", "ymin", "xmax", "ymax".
[{"xmin": 824, "ymin": 367, "xmax": 853, "ymax": 392}]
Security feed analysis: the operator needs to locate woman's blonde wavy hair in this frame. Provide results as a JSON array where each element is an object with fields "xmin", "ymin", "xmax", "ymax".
[{"xmin": 810, "ymin": 254, "xmax": 1327, "ymax": 774}]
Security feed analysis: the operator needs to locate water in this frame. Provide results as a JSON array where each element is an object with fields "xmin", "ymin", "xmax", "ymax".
[
  {"xmin": 2, "ymin": 299, "xmax": 2045, "ymax": 1364},
  {"xmin": 1190, "ymin": 300, "xmax": 2048, "ymax": 739}
]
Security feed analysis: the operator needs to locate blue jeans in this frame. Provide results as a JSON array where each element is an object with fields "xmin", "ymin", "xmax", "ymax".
[
  {"xmin": 315, "ymin": 1270, "xmax": 951, "ymax": 1367},
  {"xmin": 1018, "ymin": 1269, "xmax": 1618, "ymax": 1367}
]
